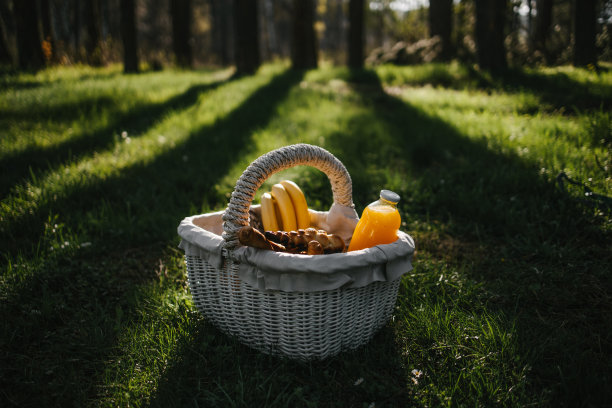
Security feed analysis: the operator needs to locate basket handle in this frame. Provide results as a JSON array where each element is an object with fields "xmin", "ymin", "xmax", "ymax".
[{"xmin": 222, "ymin": 144, "xmax": 354, "ymax": 248}]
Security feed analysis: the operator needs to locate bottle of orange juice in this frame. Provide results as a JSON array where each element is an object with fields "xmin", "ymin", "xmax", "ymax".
[{"xmin": 348, "ymin": 190, "xmax": 401, "ymax": 252}]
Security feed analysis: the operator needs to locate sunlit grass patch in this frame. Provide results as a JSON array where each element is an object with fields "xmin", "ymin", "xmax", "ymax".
[
  {"xmin": 1, "ymin": 65, "xmax": 291, "ymax": 252},
  {"xmin": 374, "ymin": 65, "xmax": 611, "ymax": 212}
]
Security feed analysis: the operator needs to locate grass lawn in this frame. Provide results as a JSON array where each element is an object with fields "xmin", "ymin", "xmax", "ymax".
[{"xmin": 1, "ymin": 61, "xmax": 611, "ymax": 407}]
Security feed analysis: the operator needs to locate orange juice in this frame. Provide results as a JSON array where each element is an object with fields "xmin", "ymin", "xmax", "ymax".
[{"xmin": 348, "ymin": 190, "xmax": 401, "ymax": 252}]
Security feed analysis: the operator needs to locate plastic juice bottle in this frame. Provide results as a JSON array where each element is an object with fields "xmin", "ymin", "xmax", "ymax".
[{"xmin": 348, "ymin": 190, "xmax": 401, "ymax": 252}]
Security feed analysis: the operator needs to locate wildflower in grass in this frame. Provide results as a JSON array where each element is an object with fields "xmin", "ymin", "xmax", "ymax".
[{"xmin": 411, "ymin": 369, "xmax": 423, "ymax": 385}]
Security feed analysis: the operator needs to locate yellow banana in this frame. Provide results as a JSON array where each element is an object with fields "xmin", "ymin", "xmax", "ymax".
[
  {"xmin": 270, "ymin": 184, "xmax": 297, "ymax": 232},
  {"xmin": 272, "ymin": 195, "xmax": 283, "ymax": 230},
  {"xmin": 280, "ymin": 180, "xmax": 310, "ymax": 229},
  {"xmin": 260, "ymin": 192, "xmax": 279, "ymax": 231}
]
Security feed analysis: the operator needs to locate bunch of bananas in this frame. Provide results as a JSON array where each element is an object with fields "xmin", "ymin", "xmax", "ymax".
[{"xmin": 260, "ymin": 180, "xmax": 310, "ymax": 232}]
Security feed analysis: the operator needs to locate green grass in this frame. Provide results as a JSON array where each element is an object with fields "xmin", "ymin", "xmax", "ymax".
[{"xmin": 1, "ymin": 61, "xmax": 611, "ymax": 407}]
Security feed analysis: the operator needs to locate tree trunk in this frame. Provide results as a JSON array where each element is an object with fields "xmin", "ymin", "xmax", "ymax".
[
  {"xmin": 533, "ymin": 0, "xmax": 552, "ymax": 62},
  {"xmin": 332, "ymin": 0, "xmax": 345, "ymax": 62},
  {"xmin": 233, "ymin": 0, "xmax": 260, "ymax": 75},
  {"xmin": 348, "ymin": 0, "xmax": 364, "ymax": 68},
  {"xmin": 13, "ymin": 0, "xmax": 45, "ymax": 70},
  {"xmin": 120, "ymin": 0, "xmax": 139, "ymax": 73},
  {"xmin": 0, "ymin": 0, "xmax": 13, "ymax": 65},
  {"xmin": 474, "ymin": 0, "xmax": 507, "ymax": 72},
  {"xmin": 0, "ymin": 25, "xmax": 10, "ymax": 65},
  {"xmin": 171, "ymin": 0, "xmax": 193, "ymax": 68},
  {"xmin": 262, "ymin": 0, "xmax": 277, "ymax": 59},
  {"xmin": 291, "ymin": 0, "xmax": 317, "ymax": 69},
  {"xmin": 211, "ymin": 0, "xmax": 233, "ymax": 66},
  {"xmin": 39, "ymin": 0, "xmax": 55, "ymax": 63},
  {"xmin": 72, "ymin": 0, "xmax": 82, "ymax": 61},
  {"xmin": 428, "ymin": 0, "xmax": 453, "ymax": 60},
  {"xmin": 274, "ymin": 0, "xmax": 293, "ymax": 58},
  {"xmin": 84, "ymin": 0, "xmax": 103, "ymax": 66},
  {"xmin": 573, "ymin": 0, "xmax": 597, "ymax": 67}
]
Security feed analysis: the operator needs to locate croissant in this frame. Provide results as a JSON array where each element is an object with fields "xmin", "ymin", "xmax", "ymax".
[
  {"xmin": 239, "ymin": 226, "xmax": 345, "ymax": 255},
  {"xmin": 265, "ymin": 228, "xmax": 345, "ymax": 254},
  {"xmin": 238, "ymin": 226, "xmax": 286, "ymax": 252},
  {"xmin": 307, "ymin": 240, "xmax": 324, "ymax": 255}
]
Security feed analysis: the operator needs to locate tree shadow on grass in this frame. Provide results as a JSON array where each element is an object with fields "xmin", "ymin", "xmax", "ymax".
[
  {"xmin": 0, "ymin": 244, "xmax": 168, "ymax": 407},
  {"xmin": 466, "ymin": 65, "xmax": 612, "ymax": 113},
  {"xmin": 334, "ymin": 69, "xmax": 612, "ymax": 406},
  {"xmin": 133, "ymin": 66, "xmax": 609, "ymax": 407},
  {"xmin": 0, "ymin": 67, "xmax": 126, "ymax": 92},
  {"xmin": 146, "ymin": 319, "xmax": 410, "ymax": 407},
  {"xmin": 379, "ymin": 63, "xmax": 612, "ymax": 114},
  {"xmin": 0, "ymin": 68, "xmax": 306, "ymax": 407},
  {"xmin": 2, "ymin": 69, "xmax": 307, "ymax": 263},
  {"xmin": 0, "ymin": 77, "xmax": 230, "ymax": 198}
]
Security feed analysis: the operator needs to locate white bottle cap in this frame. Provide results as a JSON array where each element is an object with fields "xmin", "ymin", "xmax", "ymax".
[{"xmin": 380, "ymin": 190, "xmax": 400, "ymax": 204}]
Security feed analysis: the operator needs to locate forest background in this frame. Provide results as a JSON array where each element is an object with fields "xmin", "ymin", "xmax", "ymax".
[{"xmin": 2, "ymin": 0, "xmax": 612, "ymax": 73}]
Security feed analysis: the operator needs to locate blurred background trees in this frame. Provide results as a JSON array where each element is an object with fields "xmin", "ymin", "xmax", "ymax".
[
  {"xmin": 234, "ymin": 0, "xmax": 260, "ymax": 75},
  {"xmin": 292, "ymin": 0, "xmax": 318, "ymax": 69},
  {"xmin": 120, "ymin": 0, "xmax": 139, "ymax": 72},
  {"xmin": 171, "ymin": 0, "xmax": 193, "ymax": 68},
  {"xmin": 474, "ymin": 0, "xmax": 508, "ymax": 71},
  {"xmin": 1, "ymin": 0, "xmax": 611, "ymax": 72}
]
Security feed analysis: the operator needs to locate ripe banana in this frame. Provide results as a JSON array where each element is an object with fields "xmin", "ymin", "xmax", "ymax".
[
  {"xmin": 272, "ymin": 195, "xmax": 283, "ymax": 229},
  {"xmin": 260, "ymin": 192, "xmax": 279, "ymax": 232},
  {"xmin": 270, "ymin": 183, "xmax": 297, "ymax": 232},
  {"xmin": 280, "ymin": 180, "xmax": 310, "ymax": 229}
]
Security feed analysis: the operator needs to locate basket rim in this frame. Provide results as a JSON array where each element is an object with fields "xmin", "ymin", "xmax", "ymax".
[
  {"xmin": 179, "ymin": 211, "xmax": 415, "ymax": 265},
  {"xmin": 179, "ymin": 212, "xmax": 415, "ymax": 293}
]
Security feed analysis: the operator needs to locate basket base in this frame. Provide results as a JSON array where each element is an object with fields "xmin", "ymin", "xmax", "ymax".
[{"xmin": 186, "ymin": 255, "xmax": 401, "ymax": 360}]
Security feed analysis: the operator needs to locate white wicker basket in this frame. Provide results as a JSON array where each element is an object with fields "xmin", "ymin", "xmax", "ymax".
[{"xmin": 179, "ymin": 144, "xmax": 414, "ymax": 360}]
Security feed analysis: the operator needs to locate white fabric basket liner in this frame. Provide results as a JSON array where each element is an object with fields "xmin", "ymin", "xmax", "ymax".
[{"xmin": 178, "ymin": 205, "xmax": 415, "ymax": 293}]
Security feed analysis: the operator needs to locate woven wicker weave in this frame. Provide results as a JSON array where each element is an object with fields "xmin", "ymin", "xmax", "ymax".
[{"xmin": 181, "ymin": 144, "xmax": 411, "ymax": 360}]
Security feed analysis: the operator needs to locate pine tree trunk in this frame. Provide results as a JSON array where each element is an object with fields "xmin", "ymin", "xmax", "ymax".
[
  {"xmin": 262, "ymin": 0, "xmax": 277, "ymax": 59},
  {"xmin": 428, "ymin": 0, "xmax": 453, "ymax": 60},
  {"xmin": 291, "ymin": 0, "xmax": 317, "ymax": 69},
  {"xmin": 39, "ymin": 0, "xmax": 55, "ymax": 63},
  {"xmin": 84, "ymin": 0, "xmax": 103, "ymax": 66},
  {"xmin": 121, "ymin": 0, "xmax": 139, "ymax": 73},
  {"xmin": 348, "ymin": 0, "xmax": 364, "ymax": 68},
  {"xmin": 0, "ymin": 0, "xmax": 14, "ymax": 64},
  {"xmin": 474, "ymin": 0, "xmax": 507, "ymax": 72},
  {"xmin": 0, "ymin": 27, "xmax": 10, "ymax": 65},
  {"xmin": 72, "ymin": 0, "xmax": 82, "ymax": 61},
  {"xmin": 533, "ymin": 0, "xmax": 552, "ymax": 62},
  {"xmin": 171, "ymin": 0, "xmax": 193, "ymax": 68},
  {"xmin": 0, "ymin": 1, "xmax": 13, "ymax": 65},
  {"xmin": 211, "ymin": 0, "xmax": 233, "ymax": 66},
  {"xmin": 573, "ymin": 0, "xmax": 597, "ymax": 67},
  {"xmin": 233, "ymin": 0, "xmax": 260, "ymax": 75},
  {"xmin": 13, "ymin": 0, "xmax": 45, "ymax": 70}
]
